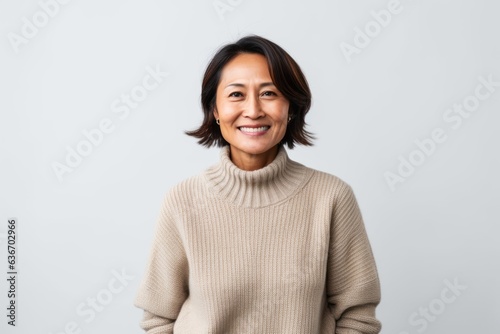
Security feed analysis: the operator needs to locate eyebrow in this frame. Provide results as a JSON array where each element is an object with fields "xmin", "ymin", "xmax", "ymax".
[{"xmin": 225, "ymin": 82, "xmax": 275, "ymax": 89}]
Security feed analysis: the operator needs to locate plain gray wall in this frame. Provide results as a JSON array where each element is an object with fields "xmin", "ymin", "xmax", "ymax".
[{"xmin": 1, "ymin": 0, "xmax": 499, "ymax": 333}]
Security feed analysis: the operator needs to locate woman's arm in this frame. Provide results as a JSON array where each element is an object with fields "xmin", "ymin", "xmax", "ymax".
[
  {"xmin": 134, "ymin": 195, "xmax": 189, "ymax": 333},
  {"xmin": 138, "ymin": 310, "xmax": 175, "ymax": 333},
  {"xmin": 327, "ymin": 183, "xmax": 382, "ymax": 334}
]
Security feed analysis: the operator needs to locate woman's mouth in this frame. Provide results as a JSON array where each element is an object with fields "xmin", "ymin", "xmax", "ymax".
[{"xmin": 238, "ymin": 126, "xmax": 270, "ymax": 133}]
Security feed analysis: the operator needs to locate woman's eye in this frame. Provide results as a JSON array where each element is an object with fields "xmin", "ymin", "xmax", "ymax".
[
  {"xmin": 229, "ymin": 92, "xmax": 243, "ymax": 97},
  {"xmin": 262, "ymin": 91, "xmax": 277, "ymax": 97}
]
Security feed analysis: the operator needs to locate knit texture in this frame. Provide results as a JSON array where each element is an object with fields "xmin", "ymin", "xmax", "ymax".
[{"xmin": 134, "ymin": 146, "xmax": 381, "ymax": 333}]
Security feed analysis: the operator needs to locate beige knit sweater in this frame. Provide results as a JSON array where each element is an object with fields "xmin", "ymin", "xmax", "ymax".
[{"xmin": 134, "ymin": 146, "xmax": 381, "ymax": 333}]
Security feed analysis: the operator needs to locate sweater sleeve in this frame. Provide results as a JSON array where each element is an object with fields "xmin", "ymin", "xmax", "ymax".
[
  {"xmin": 326, "ymin": 183, "xmax": 382, "ymax": 334},
  {"xmin": 134, "ymin": 194, "xmax": 189, "ymax": 333}
]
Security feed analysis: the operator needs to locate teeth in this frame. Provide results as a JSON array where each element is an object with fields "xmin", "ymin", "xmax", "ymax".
[{"xmin": 239, "ymin": 126, "xmax": 269, "ymax": 133}]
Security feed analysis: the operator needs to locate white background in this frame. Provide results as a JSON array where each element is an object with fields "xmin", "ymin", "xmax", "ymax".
[{"xmin": 1, "ymin": 0, "xmax": 499, "ymax": 333}]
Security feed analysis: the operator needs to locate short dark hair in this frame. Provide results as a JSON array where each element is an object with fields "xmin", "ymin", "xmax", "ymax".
[{"xmin": 185, "ymin": 35, "xmax": 314, "ymax": 149}]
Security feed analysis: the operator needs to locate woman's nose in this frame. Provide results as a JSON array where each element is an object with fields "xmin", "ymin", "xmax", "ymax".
[{"xmin": 242, "ymin": 94, "xmax": 263, "ymax": 118}]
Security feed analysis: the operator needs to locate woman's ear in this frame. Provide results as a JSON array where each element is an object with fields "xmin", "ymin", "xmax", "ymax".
[{"xmin": 213, "ymin": 107, "xmax": 219, "ymax": 120}]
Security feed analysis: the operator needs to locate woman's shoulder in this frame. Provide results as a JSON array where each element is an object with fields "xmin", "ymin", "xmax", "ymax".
[
  {"xmin": 299, "ymin": 162, "xmax": 356, "ymax": 200},
  {"xmin": 150, "ymin": 174, "xmax": 209, "ymax": 223},
  {"xmin": 166, "ymin": 171, "xmax": 208, "ymax": 195}
]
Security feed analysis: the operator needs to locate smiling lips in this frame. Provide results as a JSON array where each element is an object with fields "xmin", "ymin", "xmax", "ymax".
[{"xmin": 238, "ymin": 126, "xmax": 270, "ymax": 135}]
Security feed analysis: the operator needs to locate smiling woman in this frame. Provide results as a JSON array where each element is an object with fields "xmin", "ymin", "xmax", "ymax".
[
  {"xmin": 134, "ymin": 35, "xmax": 382, "ymax": 333},
  {"xmin": 214, "ymin": 53, "xmax": 291, "ymax": 170}
]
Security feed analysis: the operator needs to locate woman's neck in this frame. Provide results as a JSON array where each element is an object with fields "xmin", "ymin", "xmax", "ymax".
[{"xmin": 228, "ymin": 145, "xmax": 279, "ymax": 171}]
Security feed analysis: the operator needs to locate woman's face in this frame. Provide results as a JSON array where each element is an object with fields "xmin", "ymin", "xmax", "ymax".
[{"xmin": 214, "ymin": 53, "xmax": 290, "ymax": 169}]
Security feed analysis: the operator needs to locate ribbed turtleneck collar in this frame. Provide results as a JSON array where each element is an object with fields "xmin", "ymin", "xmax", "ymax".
[{"xmin": 204, "ymin": 146, "xmax": 313, "ymax": 208}]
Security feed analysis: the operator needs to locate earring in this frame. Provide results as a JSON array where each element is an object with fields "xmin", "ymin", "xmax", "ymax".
[
  {"xmin": 288, "ymin": 116, "xmax": 292, "ymax": 123},
  {"xmin": 216, "ymin": 119, "xmax": 220, "ymax": 125}
]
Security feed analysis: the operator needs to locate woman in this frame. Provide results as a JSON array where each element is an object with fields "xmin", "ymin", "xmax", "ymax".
[{"xmin": 134, "ymin": 35, "xmax": 382, "ymax": 333}]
